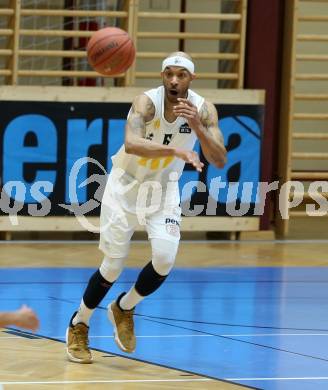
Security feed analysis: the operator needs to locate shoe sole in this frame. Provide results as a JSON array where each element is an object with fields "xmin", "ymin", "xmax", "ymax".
[
  {"xmin": 65, "ymin": 328, "xmax": 93, "ymax": 364},
  {"xmin": 107, "ymin": 304, "xmax": 135, "ymax": 353}
]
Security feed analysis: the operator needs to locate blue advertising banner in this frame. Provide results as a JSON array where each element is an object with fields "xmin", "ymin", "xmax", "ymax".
[{"xmin": 0, "ymin": 101, "xmax": 263, "ymax": 216}]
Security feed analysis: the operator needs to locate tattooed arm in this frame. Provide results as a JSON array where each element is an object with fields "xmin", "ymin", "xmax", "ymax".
[
  {"xmin": 125, "ymin": 94, "xmax": 204, "ymax": 171},
  {"xmin": 173, "ymin": 98, "xmax": 226, "ymax": 168},
  {"xmin": 125, "ymin": 94, "xmax": 174, "ymax": 158},
  {"xmin": 198, "ymin": 100, "xmax": 226, "ymax": 167}
]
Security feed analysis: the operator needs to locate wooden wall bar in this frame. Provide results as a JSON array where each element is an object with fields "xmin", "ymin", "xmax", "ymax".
[
  {"xmin": 0, "ymin": 0, "xmax": 248, "ymax": 87},
  {"xmin": 277, "ymin": 0, "xmax": 328, "ymax": 236}
]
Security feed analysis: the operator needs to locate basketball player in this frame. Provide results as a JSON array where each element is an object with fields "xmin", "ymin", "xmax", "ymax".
[
  {"xmin": 66, "ymin": 51, "xmax": 226, "ymax": 363},
  {"xmin": 0, "ymin": 305, "xmax": 39, "ymax": 331}
]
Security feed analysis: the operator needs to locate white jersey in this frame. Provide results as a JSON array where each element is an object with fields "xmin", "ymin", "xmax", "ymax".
[{"xmin": 112, "ymin": 85, "xmax": 205, "ymax": 185}]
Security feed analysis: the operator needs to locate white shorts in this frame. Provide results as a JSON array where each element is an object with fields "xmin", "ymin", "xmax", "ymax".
[{"xmin": 99, "ymin": 172, "xmax": 181, "ymax": 259}]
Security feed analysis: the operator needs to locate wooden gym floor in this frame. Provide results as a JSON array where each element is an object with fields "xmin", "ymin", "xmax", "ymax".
[{"xmin": 1, "ymin": 221, "xmax": 328, "ymax": 389}]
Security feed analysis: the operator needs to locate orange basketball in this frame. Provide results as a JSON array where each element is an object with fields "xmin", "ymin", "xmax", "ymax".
[{"xmin": 86, "ymin": 27, "xmax": 135, "ymax": 76}]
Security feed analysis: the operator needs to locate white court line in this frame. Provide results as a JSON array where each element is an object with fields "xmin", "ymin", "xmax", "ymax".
[
  {"xmin": 3, "ymin": 333, "xmax": 328, "ymax": 340},
  {"xmin": 0, "ymin": 379, "xmax": 212, "ymax": 385},
  {"xmin": 3, "ymin": 377, "xmax": 328, "ymax": 385},
  {"xmin": 227, "ymin": 377, "xmax": 328, "ymax": 381},
  {"xmin": 0, "ymin": 335, "xmax": 210, "ymax": 340},
  {"xmin": 2, "ymin": 377, "xmax": 328, "ymax": 385},
  {"xmin": 1, "ymin": 239, "xmax": 328, "ymax": 244},
  {"xmin": 88, "ymin": 333, "xmax": 328, "ymax": 338},
  {"xmin": 65, "ymin": 333, "xmax": 328, "ymax": 338}
]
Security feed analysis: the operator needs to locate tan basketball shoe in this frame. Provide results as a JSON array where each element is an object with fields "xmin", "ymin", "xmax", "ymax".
[
  {"xmin": 66, "ymin": 314, "xmax": 92, "ymax": 363},
  {"xmin": 108, "ymin": 295, "xmax": 136, "ymax": 353}
]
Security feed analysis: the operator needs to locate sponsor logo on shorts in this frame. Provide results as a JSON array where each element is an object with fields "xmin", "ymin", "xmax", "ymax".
[
  {"xmin": 165, "ymin": 218, "xmax": 180, "ymax": 226},
  {"xmin": 165, "ymin": 218, "xmax": 180, "ymax": 236}
]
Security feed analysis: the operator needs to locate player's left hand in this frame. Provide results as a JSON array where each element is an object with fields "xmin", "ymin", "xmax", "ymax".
[{"xmin": 173, "ymin": 98, "xmax": 202, "ymax": 130}]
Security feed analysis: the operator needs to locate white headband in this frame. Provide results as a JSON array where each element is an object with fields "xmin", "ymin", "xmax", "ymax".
[{"xmin": 161, "ymin": 56, "xmax": 195, "ymax": 74}]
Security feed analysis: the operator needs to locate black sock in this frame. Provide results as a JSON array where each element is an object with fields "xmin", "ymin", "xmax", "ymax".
[
  {"xmin": 135, "ymin": 261, "xmax": 168, "ymax": 297},
  {"xmin": 83, "ymin": 269, "xmax": 113, "ymax": 309}
]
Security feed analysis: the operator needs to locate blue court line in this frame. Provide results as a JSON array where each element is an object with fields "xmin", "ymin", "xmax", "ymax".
[
  {"xmin": 142, "ymin": 317, "xmax": 328, "ymax": 363},
  {"xmin": 3, "ymin": 267, "xmax": 328, "ymax": 389},
  {"xmin": 133, "ymin": 313, "xmax": 328, "ymax": 332},
  {"xmin": 58, "ymin": 299, "xmax": 328, "ymax": 333}
]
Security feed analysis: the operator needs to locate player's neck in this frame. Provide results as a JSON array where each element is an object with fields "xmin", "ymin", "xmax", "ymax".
[
  {"xmin": 164, "ymin": 95, "xmax": 178, "ymax": 123},
  {"xmin": 164, "ymin": 91, "xmax": 188, "ymax": 108},
  {"xmin": 164, "ymin": 95, "xmax": 175, "ymax": 109}
]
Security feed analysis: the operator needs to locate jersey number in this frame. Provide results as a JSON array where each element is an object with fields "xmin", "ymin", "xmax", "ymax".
[
  {"xmin": 138, "ymin": 156, "xmax": 174, "ymax": 170},
  {"xmin": 163, "ymin": 134, "xmax": 173, "ymax": 145},
  {"xmin": 137, "ymin": 134, "xmax": 174, "ymax": 170}
]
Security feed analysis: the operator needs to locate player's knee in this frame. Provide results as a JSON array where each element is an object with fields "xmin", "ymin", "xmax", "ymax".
[
  {"xmin": 99, "ymin": 256, "xmax": 125, "ymax": 283},
  {"xmin": 151, "ymin": 238, "xmax": 179, "ymax": 276}
]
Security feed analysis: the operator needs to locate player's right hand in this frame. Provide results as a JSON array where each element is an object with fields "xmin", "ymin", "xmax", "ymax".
[
  {"xmin": 175, "ymin": 148, "xmax": 204, "ymax": 172},
  {"xmin": 14, "ymin": 305, "xmax": 40, "ymax": 332}
]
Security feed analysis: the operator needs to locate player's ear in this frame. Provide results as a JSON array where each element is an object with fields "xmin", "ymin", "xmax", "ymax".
[{"xmin": 189, "ymin": 73, "xmax": 196, "ymax": 83}]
